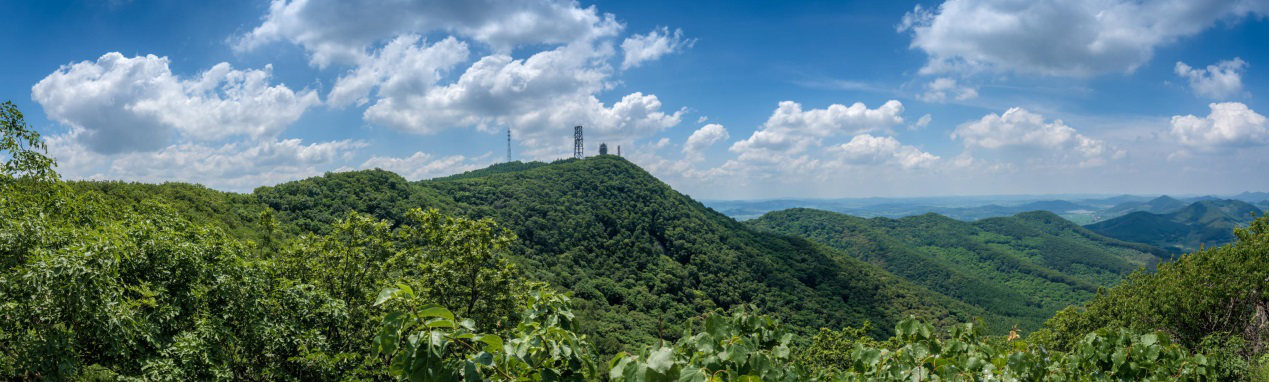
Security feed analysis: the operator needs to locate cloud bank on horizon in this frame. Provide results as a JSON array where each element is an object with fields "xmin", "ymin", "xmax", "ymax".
[{"xmin": 9, "ymin": 0, "xmax": 1269, "ymax": 197}]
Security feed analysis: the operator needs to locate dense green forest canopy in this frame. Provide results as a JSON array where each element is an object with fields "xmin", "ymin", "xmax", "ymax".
[
  {"xmin": 746, "ymin": 208, "xmax": 1165, "ymax": 332},
  {"xmin": 2, "ymin": 101, "xmax": 1267, "ymax": 380},
  {"xmin": 255, "ymin": 156, "xmax": 994, "ymax": 352}
]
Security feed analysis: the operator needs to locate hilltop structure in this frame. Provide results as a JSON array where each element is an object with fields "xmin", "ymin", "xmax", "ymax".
[
  {"xmin": 599, "ymin": 143, "xmax": 608, "ymax": 155},
  {"xmin": 573, "ymin": 126, "xmax": 583, "ymax": 159}
]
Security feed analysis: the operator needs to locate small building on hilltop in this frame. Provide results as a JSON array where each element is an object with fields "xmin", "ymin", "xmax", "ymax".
[{"xmin": 599, "ymin": 143, "xmax": 608, "ymax": 155}]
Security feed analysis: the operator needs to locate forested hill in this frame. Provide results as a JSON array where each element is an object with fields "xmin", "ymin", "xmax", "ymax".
[
  {"xmin": 1086, "ymin": 199, "xmax": 1264, "ymax": 253},
  {"xmin": 416, "ymin": 156, "xmax": 1011, "ymax": 351},
  {"xmin": 746, "ymin": 208, "xmax": 1167, "ymax": 332},
  {"xmin": 73, "ymin": 156, "xmax": 999, "ymax": 354}
]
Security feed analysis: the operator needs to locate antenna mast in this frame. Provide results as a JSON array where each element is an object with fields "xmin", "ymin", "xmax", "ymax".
[
  {"xmin": 573, "ymin": 125, "xmax": 583, "ymax": 159},
  {"xmin": 506, "ymin": 128, "xmax": 512, "ymax": 162}
]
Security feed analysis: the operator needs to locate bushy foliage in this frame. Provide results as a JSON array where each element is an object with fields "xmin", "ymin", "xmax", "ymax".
[
  {"xmin": 608, "ymin": 306, "xmax": 807, "ymax": 381},
  {"xmin": 811, "ymin": 317, "xmax": 1217, "ymax": 381},
  {"xmin": 372, "ymin": 286, "xmax": 596, "ymax": 381},
  {"xmin": 1033, "ymin": 213, "xmax": 1269, "ymax": 380},
  {"xmin": 0, "ymin": 102, "xmax": 530, "ymax": 379},
  {"xmin": 0, "ymin": 101, "xmax": 57, "ymax": 182}
]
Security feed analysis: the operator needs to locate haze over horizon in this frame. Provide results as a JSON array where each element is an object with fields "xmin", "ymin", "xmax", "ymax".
[{"xmin": 3, "ymin": 0, "xmax": 1269, "ymax": 198}]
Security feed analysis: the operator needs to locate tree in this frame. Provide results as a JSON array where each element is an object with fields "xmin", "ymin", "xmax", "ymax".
[
  {"xmin": 371, "ymin": 287, "xmax": 596, "ymax": 381},
  {"xmin": 390, "ymin": 208, "xmax": 522, "ymax": 332},
  {"xmin": 0, "ymin": 100, "xmax": 57, "ymax": 183}
]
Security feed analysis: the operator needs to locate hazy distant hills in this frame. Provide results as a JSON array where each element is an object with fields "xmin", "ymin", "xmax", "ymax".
[
  {"xmin": 704, "ymin": 192, "xmax": 1267, "ymax": 226},
  {"xmin": 1101, "ymin": 195, "xmax": 1188, "ymax": 216},
  {"xmin": 747, "ymin": 209, "xmax": 1165, "ymax": 332},
  {"xmin": 1232, "ymin": 191, "xmax": 1269, "ymax": 203},
  {"xmin": 1085, "ymin": 199, "xmax": 1264, "ymax": 253},
  {"xmin": 705, "ymin": 198, "xmax": 1103, "ymax": 222}
]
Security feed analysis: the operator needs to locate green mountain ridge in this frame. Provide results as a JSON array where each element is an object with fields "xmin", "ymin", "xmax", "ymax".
[
  {"xmin": 746, "ymin": 208, "xmax": 1166, "ymax": 332},
  {"xmin": 1102, "ymin": 195, "xmax": 1187, "ymax": 217},
  {"xmin": 72, "ymin": 157, "xmax": 1005, "ymax": 355},
  {"xmin": 1086, "ymin": 199, "xmax": 1264, "ymax": 252}
]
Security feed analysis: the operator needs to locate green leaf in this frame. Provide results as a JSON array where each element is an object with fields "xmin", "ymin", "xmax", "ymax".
[
  {"xmin": 1140, "ymin": 333, "xmax": 1157, "ymax": 347},
  {"xmin": 426, "ymin": 319, "xmax": 456, "ymax": 329},
  {"xmin": 677, "ymin": 368, "xmax": 707, "ymax": 382},
  {"xmin": 609, "ymin": 355, "xmax": 633, "ymax": 380},
  {"xmin": 418, "ymin": 305, "xmax": 455, "ymax": 320},
  {"xmin": 647, "ymin": 347, "xmax": 675, "ymax": 373},
  {"xmin": 474, "ymin": 334, "xmax": 504, "ymax": 353},
  {"xmin": 473, "ymin": 351, "xmax": 494, "ymax": 366},
  {"xmin": 1111, "ymin": 348, "xmax": 1127, "ymax": 368},
  {"xmin": 464, "ymin": 361, "xmax": 483, "ymax": 382},
  {"xmin": 374, "ymin": 287, "xmax": 401, "ymax": 306}
]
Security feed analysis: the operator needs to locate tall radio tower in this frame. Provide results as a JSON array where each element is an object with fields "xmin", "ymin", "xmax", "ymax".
[
  {"xmin": 506, "ymin": 128, "xmax": 512, "ymax": 162},
  {"xmin": 573, "ymin": 125, "xmax": 583, "ymax": 159}
]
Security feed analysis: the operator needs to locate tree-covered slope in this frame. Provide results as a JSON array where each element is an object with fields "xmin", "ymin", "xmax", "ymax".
[
  {"xmin": 68, "ymin": 180, "xmax": 266, "ymax": 241},
  {"xmin": 1034, "ymin": 215, "xmax": 1269, "ymax": 379},
  {"xmin": 746, "ymin": 208, "xmax": 1165, "ymax": 332},
  {"xmin": 254, "ymin": 169, "xmax": 459, "ymax": 236},
  {"xmin": 408, "ymin": 156, "xmax": 995, "ymax": 353},
  {"xmin": 97, "ymin": 156, "xmax": 992, "ymax": 354},
  {"xmin": 1086, "ymin": 199, "xmax": 1264, "ymax": 252}
]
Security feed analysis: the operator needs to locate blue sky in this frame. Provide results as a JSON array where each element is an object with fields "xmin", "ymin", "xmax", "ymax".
[{"xmin": 3, "ymin": 0, "xmax": 1268, "ymax": 198}]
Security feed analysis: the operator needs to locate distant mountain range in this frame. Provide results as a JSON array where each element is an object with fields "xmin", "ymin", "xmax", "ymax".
[
  {"xmin": 1085, "ymin": 199, "xmax": 1263, "ymax": 253},
  {"xmin": 1232, "ymin": 191, "xmax": 1269, "ymax": 203},
  {"xmin": 1101, "ymin": 195, "xmax": 1188, "ymax": 216},
  {"xmin": 704, "ymin": 192, "xmax": 1267, "ymax": 225}
]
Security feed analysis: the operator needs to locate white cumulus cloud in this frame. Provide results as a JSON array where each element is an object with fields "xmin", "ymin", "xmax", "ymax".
[
  {"xmin": 1170, "ymin": 102, "xmax": 1269, "ymax": 149},
  {"xmin": 682, "ymin": 123, "xmax": 729, "ymax": 162},
  {"xmin": 360, "ymin": 151, "xmax": 488, "ymax": 180},
  {"xmin": 31, "ymin": 52, "xmax": 320, "ymax": 154},
  {"xmin": 1175, "ymin": 58, "xmax": 1250, "ymax": 99},
  {"xmin": 730, "ymin": 100, "xmax": 905, "ymax": 161},
  {"xmin": 621, "ymin": 27, "xmax": 693, "ymax": 70},
  {"xmin": 45, "ymin": 131, "xmax": 366, "ymax": 191},
  {"xmin": 828, "ymin": 134, "xmax": 939, "ymax": 169},
  {"xmin": 327, "ymin": 35, "xmax": 470, "ymax": 108},
  {"xmin": 240, "ymin": 0, "xmax": 689, "ymax": 160},
  {"xmin": 352, "ymin": 38, "xmax": 684, "ymax": 158},
  {"xmin": 899, "ymin": 0, "xmax": 1269, "ymax": 77},
  {"xmin": 237, "ymin": 0, "xmax": 622, "ymax": 67},
  {"xmin": 953, "ymin": 107, "xmax": 1124, "ymax": 167}
]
